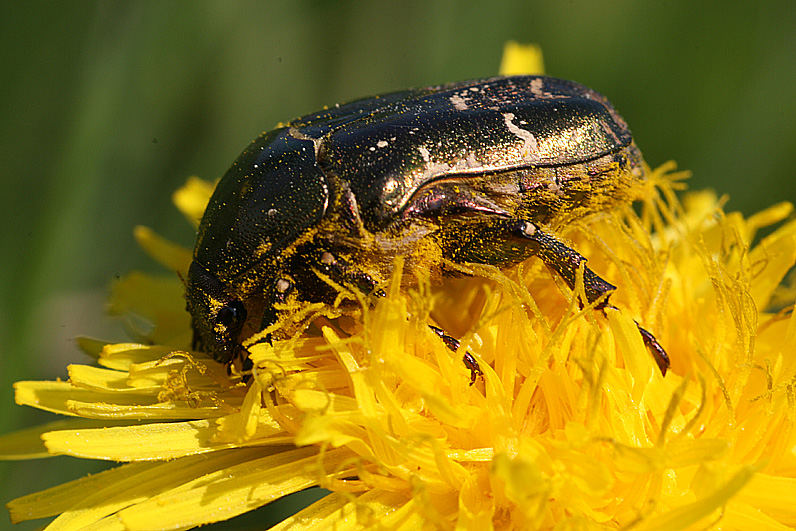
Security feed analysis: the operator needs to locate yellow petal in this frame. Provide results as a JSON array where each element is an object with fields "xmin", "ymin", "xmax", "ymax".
[
  {"xmin": 8, "ymin": 461, "xmax": 152, "ymax": 523},
  {"xmin": 8, "ymin": 448, "xmax": 268, "ymax": 527},
  {"xmin": 42, "ymin": 416, "xmax": 289, "ymax": 461},
  {"xmin": 75, "ymin": 337, "xmax": 108, "ymax": 359},
  {"xmin": 14, "ymin": 378, "xmax": 245, "ymax": 421},
  {"xmin": 66, "ymin": 400, "xmax": 234, "ymax": 420},
  {"xmin": 605, "ymin": 307, "xmax": 654, "ymax": 400},
  {"xmin": 499, "ymin": 41, "xmax": 545, "ymax": 76},
  {"xmin": 116, "ymin": 447, "xmax": 345, "ymax": 530},
  {"xmin": 639, "ymin": 466, "xmax": 756, "ymax": 530},
  {"xmin": 724, "ymin": 502, "xmax": 794, "ymax": 530},
  {"xmin": 0, "ymin": 419, "xmax": 130, "ymax": 460},
  {"xmin": 737, "ymin": 472, "xmax": 796, "ymax": 525},
  {"xmin": 172, "ymin": 176, "xmax": 214, "ymax": 227},
  {"xmin": 14, "ymin": 380, "xmax": 148, "ymax": 417},
  {"xmin": 746, "ymin": 201, "xmax": 793, "ymax": 235},
  {"xmin": 68, "ymin": 364, "xmax": 156, "ymax": 393},
  {"xmin": 108, "ymin": 272, "xmax": 190, "ymax": 346},
  {"xmin": 271, "ymin": 490, "xmax": 410, "ymax": 531},
  {"xmin": 747, "ymin": 219, "xmax": 796, "ymax": 309},
  {"xmin": 133, "ymin": 225, "xmax": 192, "ymax": 275},
  {"xmin": 95, "ymin": 343, "xmax": 174, "ymax": 371}
]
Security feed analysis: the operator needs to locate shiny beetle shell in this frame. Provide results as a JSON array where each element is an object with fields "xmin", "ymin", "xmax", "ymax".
[{"xmin": 187, "ymin": 75, "xmax": 651, "ymax": 368}]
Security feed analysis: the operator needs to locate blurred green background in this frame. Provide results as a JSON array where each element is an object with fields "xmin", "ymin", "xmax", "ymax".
[{"xmin": 1, "ymin": 1, "xmax": 794, "ymax": 529}]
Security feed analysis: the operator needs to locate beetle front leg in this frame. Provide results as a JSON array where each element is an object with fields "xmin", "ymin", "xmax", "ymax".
[
  {"xmin": 226, "ymin": 346, "xmax": 254, "ymax": 381},
  {"xmin": 509, "ymin": 220, "xmax": 617, "ymax": 309}
]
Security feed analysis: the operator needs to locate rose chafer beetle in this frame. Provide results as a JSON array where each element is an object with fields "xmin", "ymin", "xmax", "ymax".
[{"xmin": 186, "ymin": 75, "xmax": 669, "ymax": 379}]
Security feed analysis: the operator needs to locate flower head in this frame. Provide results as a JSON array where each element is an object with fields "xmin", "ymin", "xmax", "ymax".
[
  {"xmin": 3, "ymin": 44, "xmax": 796, "ymax": 529},
  {"xmin": 3, "ymin": 163, "xmax": 796, "ymax": 530}
]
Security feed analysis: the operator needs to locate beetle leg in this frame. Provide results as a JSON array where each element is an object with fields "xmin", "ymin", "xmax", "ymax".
[
  {"xmin": 509, "ymin": 220, "xmax": 616, "ymax": 308},
  {"xmin": 440, "ymin": 218, "xmax": 616, "ymax": 304},
  {"xmin": 509, "ymin": 220, "xmax": 669, "ymax": 374},
  {"xmin": 635, "ymin": 324, "xmax": 670, "ymax": 376},
  {"xmin": 441, "ymin": 218, "xmax": 669, "ymax": 375},
  {"xmin": 429, "ymin": 325, "xmax": 483, "ymax": 385},
  {"xmin": 226, "ymin": 346, "xmax": 254, "ymax": 382}
]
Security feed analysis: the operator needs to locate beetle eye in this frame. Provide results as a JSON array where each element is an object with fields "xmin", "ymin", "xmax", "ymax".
[{"xmin": 215, "ymin": 300, "xmax": 246, "ymax": 330}]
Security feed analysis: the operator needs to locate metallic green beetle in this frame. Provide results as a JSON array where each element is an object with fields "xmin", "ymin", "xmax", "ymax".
[{"xmin": 186, "ymin": 75, "xmax": 669, "ymax": 377}]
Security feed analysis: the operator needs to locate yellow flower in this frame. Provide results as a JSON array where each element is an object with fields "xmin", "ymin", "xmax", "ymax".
[
  {"xmin": 3, "ymin": 163, "xmax": 796, "ymax": 530},
  {"xmin": 499, "ymin": 41, "xmax": 545, "ymax": 76},
  {"xmin": 3, "ymin": 44, "xmax": 796, "ymax": 529}
]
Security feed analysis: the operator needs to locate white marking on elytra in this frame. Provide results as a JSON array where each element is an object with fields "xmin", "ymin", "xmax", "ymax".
[
  {"xmin": 530, "ymin": 77, "xmax": 545, "ymax": 97},
  {"xmin": 503, "ymin": 112, "xmax": 539, "ymax": 161},
  {"xmin": 288, "ymin": 127, "xmax": 322, "ymax": 158},
  {"xmin": 376, "ymin": 140, "xmax": 388, "ymax": 148},
  {"xmin": 275, "ymin": 278, "xmax": 291, "ymax": 293},
  {"xmin": 450, "ymin": 93, "xmax": 469, "ymax": 111}
]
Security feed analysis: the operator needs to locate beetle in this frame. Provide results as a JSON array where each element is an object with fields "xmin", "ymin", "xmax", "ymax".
[{"xmin": 186, "ymin": 75, "xmax": 669, "ymax": 379}]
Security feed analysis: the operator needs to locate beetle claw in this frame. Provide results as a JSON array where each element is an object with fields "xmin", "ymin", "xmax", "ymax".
[{"xmin": 635, "ymin": 322, "xmax": 670, "ymax": 376}]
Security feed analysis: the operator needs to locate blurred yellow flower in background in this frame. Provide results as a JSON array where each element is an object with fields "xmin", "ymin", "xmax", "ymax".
[{"xmin": 2, "ymin": 43, "xmax": 796, "ymax": 530}]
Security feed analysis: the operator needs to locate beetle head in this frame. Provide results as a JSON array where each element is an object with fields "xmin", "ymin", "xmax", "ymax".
[
  {"xmin": 187, "ymin": 128, "xmax": 330, "ymax": 365},
  {"xmin": 187, "ymin": 260, "xmax": 248, "ymax": 363}
]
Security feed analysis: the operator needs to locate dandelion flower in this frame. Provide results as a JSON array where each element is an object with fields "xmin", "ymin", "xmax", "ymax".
[
  {"xmin": 2, "ymin": 45, "xmax": 796, "ymax": 529},
  {"xmin": 3, "ymin": 162, "xmax": 795, "ymax": 529}
]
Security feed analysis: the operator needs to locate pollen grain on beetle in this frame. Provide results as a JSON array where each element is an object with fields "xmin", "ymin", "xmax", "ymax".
[{"xmin": 2, "ymin": 163, "xmax": 796, "ymax": 529}]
